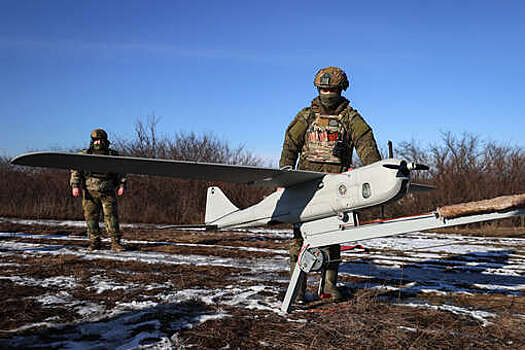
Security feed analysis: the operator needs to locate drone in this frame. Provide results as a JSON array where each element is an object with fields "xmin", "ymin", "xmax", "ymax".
[{"xmin": 12, "ymin": 151, "xmax": 525, "ymax": 312}]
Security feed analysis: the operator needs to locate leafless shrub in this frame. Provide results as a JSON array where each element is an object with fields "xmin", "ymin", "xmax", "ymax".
[
  {"xmin": 386, "ymin": 132, "xmax": 525, "ymax": 224},
  {"xmin": 0, "ymin": 166, "xmax": 81, "ymax": 220},
  {"xmin": 0, "ymin": 117, "xmax": 270, "ymax": 224},
  {"xmin": 113, "ymin": 116, "xmax": 263, "ymax": 166},
  {"xmin": 111, "ymin": 117, "xmax": 270, "ymax": 223},
  {"xmin": 0, "ymin": 155, "xmax": 11, "ymax": 170},
  {"xmin": 1, "ymin": 126, "xmax": 523, "ymax": 227}
]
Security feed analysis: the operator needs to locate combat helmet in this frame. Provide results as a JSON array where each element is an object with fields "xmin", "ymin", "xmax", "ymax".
[
  {"xmin": 314, "ymin": 66, "xmax": 349, "ymax": 91},
  {"xmin": 90, "ymin": 128, "xmax": 110, "ymax": 150},
  {"xmin": 90, "ymin": 128, "xmax": 108, "ymax": 141}
]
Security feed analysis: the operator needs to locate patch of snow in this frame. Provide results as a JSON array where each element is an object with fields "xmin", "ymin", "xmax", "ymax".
[
  {"xmin": 399, "ymin": 301, "xmax": 496, "ymax": 327},
  {"xmin": 3, "ymin": 322, "xmax": 59, "ymax": 334},
  {"xmin": 116, "ymin": 300, "xmax": 159, "ymax": 310},
  {"xmin": 0, "ymin": 217, "xmax": 88, "ymax": 228},
  {"xmin": 286, "ymin": 318, "xmax": 308, "ymax": 323},
  {"xmin": 398, "ymin": 326, "xmax": 417, "ymax": 332},
  {"xmin": 0, "ymin": 262, "xmax": 25, "ymax": 267},
  {"xmin": 88, "ymin": 274, "xmax": 140, "ymax": 294},
  {"xmin": 75, "ymin": 302, "xmax": 106, "ymax": 317},
  {"xmin": 139, "ymin": 337, "xmax": 174, "ymax": 349},
  {"xmin": 418, "ymin": 289, "xmax": 449, "ymax": 296},
  {"xmin": 0, "ymin": 216, "xmax": 293, "ymax": 237},
  {"xmin": 354, "ymin": 232, "xmax": 525, "ymax": 254},
  {"xmin": 2, "ymin": 301, "xmax": 223, "ymax": 349},
  {"xmin": 0, "ymin": 275, "xmax": 78, "ymax": 289},
  {"xmin": 232, "ymin": 227, "xmax": 293, "ymax": 239},
  {"xmin": 38, "ymin": 292, "xmax": 71, "ymax": 305},
  {"xmin": 191, "ymin": 312, "xmax": 229, "ymax": 327},
  {"xmin": 0, "ymin": 231, "xmax": 289, "ymax": 255},
  {"xmin": 158, "ymin": 285, "xmax": 282, "ymax": 314},
  {"xmin": 0, "ymin": 240, "xmax": 289, "ymax": 274},
  {"xmin": 259, "ymin": 340, "xmax": 275, "ymax": 347},
  {"xmin": 472, "ymin": 283, "xmax": 525, "ymax": 291}
]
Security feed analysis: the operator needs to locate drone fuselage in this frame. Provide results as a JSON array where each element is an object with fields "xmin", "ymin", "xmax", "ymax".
[{"xmin": 205, "ymin": 159, "xmax": 410, "ymax": 229}]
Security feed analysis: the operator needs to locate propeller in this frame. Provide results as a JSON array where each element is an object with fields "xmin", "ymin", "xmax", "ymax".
[
  {"xmin": 409, "ymin": 163, "xmax": 429, "ymax": 171},
  {"xmin": 383, "ymin": 161, "xmax": 429, "ymax": 175}
]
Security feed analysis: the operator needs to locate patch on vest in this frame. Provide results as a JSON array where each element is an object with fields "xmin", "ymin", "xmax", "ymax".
[{"xmin": 303, "ymin": 113, "xmax": 345, "ymax": 164}]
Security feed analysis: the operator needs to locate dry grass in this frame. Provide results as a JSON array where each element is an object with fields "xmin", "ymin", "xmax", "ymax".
[
  {"xmin": 1, "ymin": 223, "xmax": 524, "ymax": 348},
  {"xmin": 181, "ymin": 294, "xmax": 525, "ymax": 349}
]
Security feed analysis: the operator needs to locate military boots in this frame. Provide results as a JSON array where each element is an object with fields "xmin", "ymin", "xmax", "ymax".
[
  {"xmin": 111, "ymin": 240, "xmax": 125, "ymax": 252},
  {"xmin": 88, "ymin": 238, "xmax": 102, "ymax": 252},
  {"xmin": 86, "ymin": 220, "xmax": 100, "ymax": 241},
  {"xmin": 322, "ymin": 268, "xmax": 344, "ymax": 302},
  {"xmin": 294, "ymin": 274, "xmax": 307, "ymax": 304}
]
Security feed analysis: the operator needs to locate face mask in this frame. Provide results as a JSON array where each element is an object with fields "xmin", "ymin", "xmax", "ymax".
[
  {"xmin": 319, "ymin": 93, "xmax": 344, "ymax": 110},
  {"xmin": 91, "ymin": 141, "xmax": 107, "ymax": 153}
]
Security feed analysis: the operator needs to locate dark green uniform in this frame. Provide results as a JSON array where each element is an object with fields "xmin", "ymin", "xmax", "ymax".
[
  {"xmin": 280, "ymin": 96, "xmax": 381, "ymax": 172},
  {"xmin": 70, "ymin": 148, "xmax": 127, "ymax": 244},
  {"xmin": 280, "ymin": 96, "xmax": 381, "ymax": 303}
]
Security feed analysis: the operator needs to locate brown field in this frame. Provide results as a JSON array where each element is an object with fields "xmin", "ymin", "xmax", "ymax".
[{"xmin": 1, "ymin": 220, "xmax": 524, "ymax": 349}]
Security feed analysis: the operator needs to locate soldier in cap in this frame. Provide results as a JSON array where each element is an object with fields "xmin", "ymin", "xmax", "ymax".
[
  {"xmin": 70, "ymin": 129, "xmax": 127, "ymax": 252},
  {"xmin": 279, "ymin": 67, "xmax": 381, "ymax": 304}
]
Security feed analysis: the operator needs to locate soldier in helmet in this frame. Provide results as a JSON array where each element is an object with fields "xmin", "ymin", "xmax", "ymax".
[
  {"xmin": 70, "ymin": 129, "xmax": 127, "ymax": 252},
  {"xmin": 280, "ymin": 66, "xmax": 381, "ymax": 304}
]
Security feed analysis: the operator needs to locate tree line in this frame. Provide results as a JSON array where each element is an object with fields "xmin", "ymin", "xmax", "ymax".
[{"xmin": 1, "ymin": 120, "xmax": 523, "ymax": 226}]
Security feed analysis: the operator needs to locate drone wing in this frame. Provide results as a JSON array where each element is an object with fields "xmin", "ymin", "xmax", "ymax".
[{"xmin": 11, "ymin": 151, "xmax": 325, "ymax": 188}]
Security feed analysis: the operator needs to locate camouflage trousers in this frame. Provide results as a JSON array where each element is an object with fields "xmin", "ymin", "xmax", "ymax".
[{"xmin": 82, "ymin": 189, "xmax": 121, "ymax": 241}]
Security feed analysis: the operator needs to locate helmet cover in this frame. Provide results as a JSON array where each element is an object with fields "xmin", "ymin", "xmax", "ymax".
[{"xmin": 314, "ymin": 66, "xmax": 349, "ymax": 91}]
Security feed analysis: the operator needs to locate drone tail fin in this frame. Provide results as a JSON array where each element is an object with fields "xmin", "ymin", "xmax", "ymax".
[{"xmin": 205, "ymin": 186, "xmax": 239, "ymax": 225}]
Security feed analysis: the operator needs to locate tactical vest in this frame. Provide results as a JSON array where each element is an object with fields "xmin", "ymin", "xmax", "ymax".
[{"xmin": 303, "ymin": 112, "xmax": 346, "ymax": 164}]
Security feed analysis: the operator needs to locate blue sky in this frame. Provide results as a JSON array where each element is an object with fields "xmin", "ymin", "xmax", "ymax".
[{"xmin": 1, "ymin": 0, "xmax": 524, "ymax": 163}]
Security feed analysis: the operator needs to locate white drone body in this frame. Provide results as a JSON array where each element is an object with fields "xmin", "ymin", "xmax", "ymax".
[{"xmin": 205, "ymin": 159, "xmax": 412, "ymax": 230}]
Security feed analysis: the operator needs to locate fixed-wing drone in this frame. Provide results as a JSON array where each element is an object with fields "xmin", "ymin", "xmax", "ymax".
[{"xmin": 11, "ymin": 152, "xmax": 525, "ymax": 312}]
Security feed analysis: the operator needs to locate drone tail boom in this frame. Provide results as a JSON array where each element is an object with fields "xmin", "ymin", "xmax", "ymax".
[{"xmin": 205, "ymin": 186, "xmax": 239, "ymax": 225}]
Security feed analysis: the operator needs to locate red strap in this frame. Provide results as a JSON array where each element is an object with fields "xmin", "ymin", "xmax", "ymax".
[
  {"xmin": 341, "ymin": 244, "xmax": 366, "ymax": 251},
  {"xmin": 319, "ymin": 293, "xmax": 332, "ymax": 299}
]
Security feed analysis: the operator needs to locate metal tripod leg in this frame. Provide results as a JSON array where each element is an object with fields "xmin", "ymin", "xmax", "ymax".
[{"xmin": 281, "ymin": 262, "xmax": 306, "ymax": 313}]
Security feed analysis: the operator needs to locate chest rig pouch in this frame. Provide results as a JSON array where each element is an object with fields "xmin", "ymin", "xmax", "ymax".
[
  {"xmin": 304, "ymin": 112, "xmax": 346, "ymax": 164},
  {"xmin": 85, "ymin": 176, "xmax": 115, "ymax": 193}
]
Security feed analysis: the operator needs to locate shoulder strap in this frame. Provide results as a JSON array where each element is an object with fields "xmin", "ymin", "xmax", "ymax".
[
  {"xmin": 304, "ymin": 108, "xmax": 317, "ymax": 127},
  {"xmin": 337, "ymin": 107, "xmax": 355, "ymax": 133}
]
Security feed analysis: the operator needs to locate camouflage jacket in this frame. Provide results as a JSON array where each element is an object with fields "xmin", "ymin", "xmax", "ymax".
[
  {"xmin": 70, "ymin": 148, "xmax": 127, "ymax": 192},
  {"xmin": 279, "ymin": 97, "xmax": 381, "ymax": 173}
]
